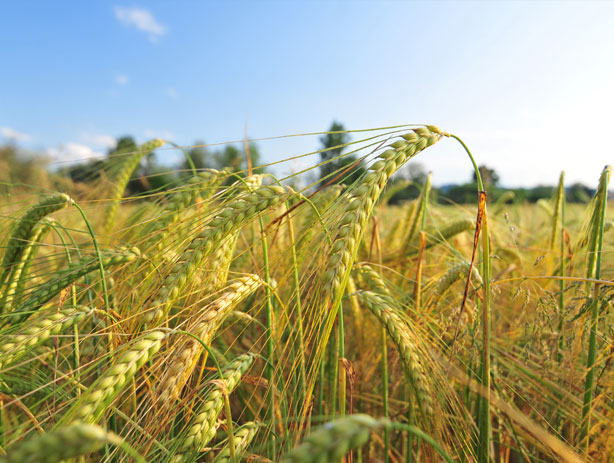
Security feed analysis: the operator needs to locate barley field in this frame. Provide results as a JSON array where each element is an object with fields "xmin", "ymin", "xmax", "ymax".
[{"xmin": 0, "ymin": 126, "xmax": 612, "ymax": 463}]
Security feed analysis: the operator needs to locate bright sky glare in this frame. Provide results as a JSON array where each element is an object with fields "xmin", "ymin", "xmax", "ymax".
[{"xmin": 1, "ymin": 1, "xmax": 613, "ymax": 187}]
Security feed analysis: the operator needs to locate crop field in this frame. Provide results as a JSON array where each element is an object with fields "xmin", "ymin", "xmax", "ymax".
[{"xmin": 0, "ymin": 126, "xmax": 612, "ymax": 463}]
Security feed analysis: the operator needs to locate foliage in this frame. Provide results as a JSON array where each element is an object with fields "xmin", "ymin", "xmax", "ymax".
[{"xmin": 318, "ymin": 121, "xmax": 365, "ymax": 186}]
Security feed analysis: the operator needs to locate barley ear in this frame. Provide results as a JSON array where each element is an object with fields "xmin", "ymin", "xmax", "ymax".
[
  {"xmin": 0, "ymin": 305, "xmax": 91, "ymax": 369},
  {"xmin": 70, "ymin": 330, "xmax": 166, "ymax": 423},
  {"xmin": 177, "ymin": 353, "xmax": 255, "ymax": 455},
  {"xmin": 0, "ymin": 423, "xmax": 109, "ymax": 463},
  {"xmin": 213, "ymin": 422, "xmax": 260, "ymax": 463},
  {"xmin": 281, "ymin": 414, "xmax": 381, "ymax": 463},
  {"xmin": 157, "ymin": 275, "xmax": 262, "ymax": 404},
  {"xmin": 0, "ymin": 193, "xmax": 71, "ymax": 291},
  {"xmin": 357, "ymin": 291, "xmax": 434, "ymax": 417},
  {"xmin": 102, "ymin": 138, "xmax": 165, "ymax": 234}
]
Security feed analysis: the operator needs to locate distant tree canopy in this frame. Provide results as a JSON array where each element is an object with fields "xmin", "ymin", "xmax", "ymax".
[
  {"xmin": 182, "ymin": 141, "xmax": 212, "ymax": 171},
  {"xmin": 473, "ymin": 165, "xmax": 500, "ymax": 188},
  {"xmin": 318, "ymin": 121, "xmax": 364, "ymax": 186},
  {"xmin": 109, "ymin": 136, "xmax": 136, "ymax": 156},
  {"xmin": 1, "ymin": 126, "xmax": 597, "ymax": 205},
  {"xmin": 180, "ymin": 141, "xmax": 265, "ymax": 184}
]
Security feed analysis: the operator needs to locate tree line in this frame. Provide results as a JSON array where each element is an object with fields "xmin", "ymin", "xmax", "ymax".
[{"xmin": 0, "ymin": 123, "xmax": 596, "ymax": 204}]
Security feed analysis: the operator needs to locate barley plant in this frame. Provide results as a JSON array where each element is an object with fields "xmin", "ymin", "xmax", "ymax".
[{"xmin": 0, "ymin": 124, "xmax": 612, "ymax": 463}]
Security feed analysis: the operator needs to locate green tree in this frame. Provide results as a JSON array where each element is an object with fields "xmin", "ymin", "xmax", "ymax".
[
  {"xmin": 181, "ymin": 140, "xmax": 213, "ymax": 174},
  {"xmin": 215, "ymin": 145, "xmax": 243, "ymax": 173},
  {"xmin": 318, "ymin": 121, "xmax": 364, "ymax": 186},
  {"xmin": 108, "ymin": 136, "xmax": 137, "ymax": 156},
  {"xmin": 473, "ymin": 165, "xmax": 500, "ymax": 188},
  {"xmin": 567, "ymin": 183, "xmax": 592, "ymax": 203}
]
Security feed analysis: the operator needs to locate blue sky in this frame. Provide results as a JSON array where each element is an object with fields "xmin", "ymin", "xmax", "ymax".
[{"xmin": 1, "ymin": 1, "xmax": 613, "ymax": 187}]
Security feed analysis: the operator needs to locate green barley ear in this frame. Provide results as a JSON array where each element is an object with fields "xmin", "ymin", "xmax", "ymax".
[
  {"xmin": 207, "ymin": 175, "xmax": 263, "ymax": 291},
  {"xmin": 142, "ymin": 184, "xmax": 290, "ymax": 325},
  {"xmin": 430, "ymin": 260, "xmax": 483, "ymax": 305},
  {"xmin": 0, "ymin": 305, "xmax": 91, "ymax": 369},
  {"xmin": 69, "ymin": 330, "xmax": 166, "ymax": 424},
  {"xmin": 148, "ymin": 169, "xmax": 227, "ymax": 248},
  {"xmin": 0, "ymin": 423, "xmax": 109, "ymax": 463},
  {"xmin": 380, "ymin": 179, "xmax": 412, "ymax": 205},
  {"xmin": 493, "ymin": 190, "xmax": 515, "ymax": 215},
  {"xmin": 323, "ymin": 127, "xmax": 443, "ymax": 303},
  {"xmin": 401, "ymin": 172, "xmax": 432, "ymax": 255},
  {"xmin": 0, "ymin": 193, "xmax": 71, "ymax": 291},
  {"xmin": 401, "ymin": 218, "xmax": 473, "ymax": 258},
  {"xmin": 174, "ymin": 354, "xmax": 255, "ymax": 459},
  {"xmin": 353, "ymin": 263, "xmax": 392, "ymax": 297},
  {"xmin": 213, "ymin": 422, "xmax": 260, "ymax": 463},
  {"xmin": 580, "ymin": 164, "xmax": 611, "ymax": 447},
  {"xmin": 0, "ymin": 217, "xmax": 55, "ymax": 313},
  {"xmin": 157, "ymin": 275, "xmax": 262, "ymax": 404},
  {"xmin": 281, "ymin": 414, "xmax": 381, "ymax": 463},
  {"xmin": 102, "ymin": 138, "xmax": 165, "ymax": 234},
  {"xmin": 583, "ymin": 165, "xmax": 611, "ymax": 282},
  {"xmin": 549, "ymin": 172, "xmax": 565, "ymax": 252},
  {"xmin": 357, "ymin": 291, "xmax": 433, "ymax": 417},
  {"xmin": 6, "ymin": 247, "xmax": 140, "ymax": 323},
  {"xmin": 536, "ymin": 198, "xmax": 553, "ymax": 218}
]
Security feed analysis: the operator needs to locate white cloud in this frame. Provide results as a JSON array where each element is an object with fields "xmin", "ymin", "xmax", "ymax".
[
  {"xmin": 1, "ymin": 127, "xmax": 33, "ymax": 142},
  {"xmin": 80, "ymin": 133, "xmax": 117, "ymax": 149},
  {"xmin": 114, "ymin": 6, "xmax": 167, "ymax": 42},
  {"xmin": 143, "ymin": 129, "xmax": 173, "ymax": 140},
  {"xmin": 46, "ymin": 142, "xmax": 104, "ymax": 164},
  {"xmin": 115, "ymin": 74, "xmax": 129, "ymax": 85}
]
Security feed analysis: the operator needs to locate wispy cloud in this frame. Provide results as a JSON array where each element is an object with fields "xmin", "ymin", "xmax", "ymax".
[
  {"xmin": 46, "ymin": 142, "xmax": 104, "ymax": 164},
  {"xmin": 1, "ymin": 127, "xmax": 33, "ymax": 142},
  {"xmin": 115, "ymin": 74, "xmax": 129, "ymax": 85},
  {"xmin": 80, "ymin": 133, "xmax": 117, "ymax": 149},
  {"xmin": 114, "ymin": 6, "xmax": 167, "ymax": 42}
]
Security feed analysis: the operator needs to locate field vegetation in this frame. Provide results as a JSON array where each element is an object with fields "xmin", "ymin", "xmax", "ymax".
[{"xmin": 0, "ymin": 125, "xmax": 612, "ymax": 463}]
